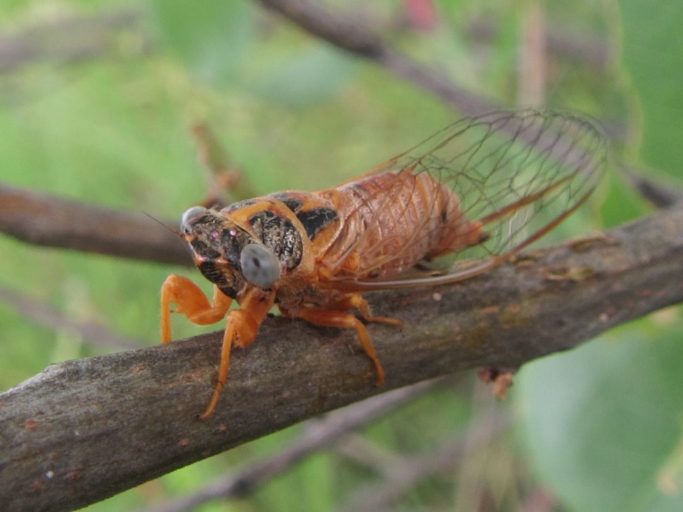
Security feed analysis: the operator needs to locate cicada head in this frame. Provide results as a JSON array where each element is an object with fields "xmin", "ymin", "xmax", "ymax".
[
  {"xmin": 180, "ymin": 204, "xmax": 305, "ymax": 298},
  {"xmin": 180, "ymin": 206, "xmax": 283, "ymax": 298}
]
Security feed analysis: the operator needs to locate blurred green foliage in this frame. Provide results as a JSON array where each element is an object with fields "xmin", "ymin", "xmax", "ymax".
[{"xmin": 0, "ymin": 0, "xmax": 681, "ymax": 510}]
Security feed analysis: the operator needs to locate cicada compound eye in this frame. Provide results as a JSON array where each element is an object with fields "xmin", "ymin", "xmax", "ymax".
[
  {"xmin": 240, "ymin": 244, "xmax": 281, "ymax": 289},
  {"xmin": 180, "ymin": 206, "xmax": 209, "ymax": 234}
]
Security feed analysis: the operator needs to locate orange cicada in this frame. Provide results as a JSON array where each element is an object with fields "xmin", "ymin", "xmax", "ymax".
[{"xmin": 161, "ymin": 110, "xmax": 606, "ymax": 419}]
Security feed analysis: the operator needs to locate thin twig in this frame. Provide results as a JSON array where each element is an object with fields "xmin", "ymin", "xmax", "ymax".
[
  {"xmin": 146, "ymin": 380, "xmax": 440, "ymax": 512},
  {"xmin": 0, "ymin": 285, "xmax": 141, "ymax": 350},
  {"xmin": 257, "ymin": 0, "xmax": 499, "ymax": 116},
  {"xmin": 334, "ymin": 434, "xmax": 405, "ymax": 475},
  {"xmin": 619, "ymin": 164, "xmax": 683, "ymax": 208},
  {"xmin": 336, "ymin": 410, "xmax": 510, "ymax": 512},
  {"xmin": 0, "ymin": 9, "xmax": 149, "ymax": 74},
  {"xmin": 466, "ymin": 17, "xmax": 610, "ymax": 71}
]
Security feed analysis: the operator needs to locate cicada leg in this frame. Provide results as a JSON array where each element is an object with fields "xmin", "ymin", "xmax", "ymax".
[
  {"xmin": 200, "ymin": 289, "xmax": 274, "ymax": 420},
  {"xmin": 160, "ymin": 275, "xmax": 232, "ymax": 344},
  {"xmin": 291, "ymin": 307, "xmax": 386, "ymax": 386},
  {"xmin": 161, "ymin": 276, "xmax": 274, "ymax": 419},
  {"xmin": 342, "ymin": 293, "xmax": 403, "ymax": 328}
]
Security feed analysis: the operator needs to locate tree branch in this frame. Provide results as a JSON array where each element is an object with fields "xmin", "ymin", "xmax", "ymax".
[
  {"xmin": 257, "ymin": 0, "xmax": 498, "ymax": 116},
  {"xmin": 0, "ymin": 183, "xmax": 191, "ymax": 266},
  {"xmin": 1, "ymin": 203, "xmax": 682, "ymax": 511}
]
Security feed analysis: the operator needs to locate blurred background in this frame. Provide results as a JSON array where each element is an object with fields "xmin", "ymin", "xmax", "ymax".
[{"xmin": 1, "ymin": 0, "xmax": 682, "ymax": 510}]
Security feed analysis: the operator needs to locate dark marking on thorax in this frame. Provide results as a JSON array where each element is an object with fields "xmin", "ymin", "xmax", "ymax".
[
  {"xmin": 271, "ymin": 193, "xmax": 338, "ymax": 241},
  {"xmin": 248, "ymin": 210, "xmax": 303, "ymax": 270},
  {"xmin": 296, "ymin": 208, "xmax": 338, "ymax": 240}
]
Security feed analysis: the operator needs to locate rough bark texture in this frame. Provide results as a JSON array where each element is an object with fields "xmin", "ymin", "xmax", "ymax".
[{"xmin": 1, "ymin": 203, "xmax": 682, "ymax": 512}]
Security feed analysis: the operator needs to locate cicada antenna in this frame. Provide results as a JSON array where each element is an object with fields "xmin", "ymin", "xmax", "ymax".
[{"xmin": 143, "ymin": 212, "xmax": 183, "ymax": 239}]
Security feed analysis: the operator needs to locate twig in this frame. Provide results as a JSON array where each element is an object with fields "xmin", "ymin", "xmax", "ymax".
[
  {"xmin": 190, "ymin": 122, "xmax": 258, "ymax": 207},
  {"xmin": 146, "ymin": 380, "xmax": 439, "ymax": 512},
  {"xmin": 0, "ymin": 183, "xmax": 191, "ymax": 266},
  {"xmin": 466, "ymin": 17, "xmax": 610, "ymax": 71},
  {"xmin": 257, "ymin": 0, "xmax": 499, "ymax": 116},
  {"xmin": 334, "ymin": 434, "xmax": 406, "ymax": 475},
  {"xmin": 517, "ymin": 2, "xmax": 547, "ymax": 107},
  {"xmin": 0, "ymin": 285, "xmax": 141, "ymax": 350},
  {"xmin": 336, "ymin": 410, "xmax": 510, "ymax": 512},
  {"xmin": 0, "ymin": 9, "xmax": 149, "ymax": 74},
  {"xmin": 619, "ymin": 165, "xmax": 683, "ymax": 208},
  {"xmin": 1, "ymin": 203, "xmax": 682, "ymax": 511}
]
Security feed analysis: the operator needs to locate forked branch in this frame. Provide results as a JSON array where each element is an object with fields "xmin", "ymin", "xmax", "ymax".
[{"xmin": 1, "ymin": 203, "xmax": 682, "ymax": 512}]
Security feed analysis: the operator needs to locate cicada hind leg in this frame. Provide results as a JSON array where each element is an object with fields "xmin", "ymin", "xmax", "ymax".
[
  {"xmin": 160, "ymin": 276, "xmax": 274, "ymax": 419},
  {"xmin": 290, "ymin": 293, "xmax": 401, "ymax": 386}
]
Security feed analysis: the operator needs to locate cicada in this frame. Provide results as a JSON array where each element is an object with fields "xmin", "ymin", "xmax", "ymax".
[{"xmin": 161, "ymin": 110, "xmax": 606, "ymax": 419}]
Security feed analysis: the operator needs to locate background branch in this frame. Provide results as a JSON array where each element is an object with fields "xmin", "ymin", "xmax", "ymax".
[
  {"xmin": 0, "ymin": 9, "xmax": 148, "ymax": 74},
  {"xmin": 1, "ymin": 203, "xmax": 682, "ymax": 512},
  {"xmin": 0, "ymin": 285, "xmax": 141, "ymax": 350},
  {"xmin": 336, "ymin": 411, "xmax": 508, "ymax": 512},
  {"xmin": 257, "ymin": 0, "xmax": 498, "ymax": 116},
  {"xmin": 0, "ymin": 183, "xmax": 191, "ymax": 266},
  {"xmin": 147, "ymin": 379, "xmax": 439, "ymax": 512}
]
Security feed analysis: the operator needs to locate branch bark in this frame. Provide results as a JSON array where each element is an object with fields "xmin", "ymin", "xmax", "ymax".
[
  {"xmin": 1, "ymin": 203, "xmax": 682, "ymax": 512},
  {"xmin": 257, "ymin": 0, "xmax": 498, "ymax": 117},
  {"xmin": 0, "ymin": 183, "xmax": 191, "ymax": 266}
]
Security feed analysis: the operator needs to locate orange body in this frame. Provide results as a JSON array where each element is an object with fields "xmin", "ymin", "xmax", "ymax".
[
  {"xmin": 160, "ymin": 111, "xmax": 606, "ymax": 419},
  {"xmin": 267, "ymin": 170, "xmax": 485, "ymax": 311}
]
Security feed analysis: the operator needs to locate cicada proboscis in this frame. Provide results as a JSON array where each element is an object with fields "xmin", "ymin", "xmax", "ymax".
[{"xmin": 161, "ymin": 110, "xmax": 607, "ymax": 419}]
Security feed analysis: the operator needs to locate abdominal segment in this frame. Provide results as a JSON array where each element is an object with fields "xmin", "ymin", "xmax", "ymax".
[{"xmin": 318, "ymin": 170, "xmax": 484, "ymax": 279}]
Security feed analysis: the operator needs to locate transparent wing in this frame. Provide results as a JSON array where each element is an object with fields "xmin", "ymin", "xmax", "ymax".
[{"xmin": 330, "ymin": 110, "xmax": 607, "ymax": 290}]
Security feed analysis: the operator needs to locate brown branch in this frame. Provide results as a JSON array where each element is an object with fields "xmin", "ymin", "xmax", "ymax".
[
  {"xmin": 619, "ymin": 165, "xmax": 683, "ymax": 208},
  {"xmin": 257, "ymin": 0, "xmax": 498, "ymax": 117},
  {"xmin": 146, "ymin": 380, "xmax": 439, "ymax": 512},
  {"xmin": 0, "ymin": 9, "xmax": 149, "ymax": 74},
  {"xmin": 1, "ymin": 203, "xmax": 682, "ymax": 511},
  {"xmin": 0, "ymin": 183, "xmax": 191, "ymax": 266}
]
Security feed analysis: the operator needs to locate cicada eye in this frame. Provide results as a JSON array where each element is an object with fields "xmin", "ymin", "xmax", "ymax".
[
  {"xmin": 240, "ymin": 244, "xmax": 281, "ymax": 289},
  {"xmin": 180, "ymin": 206, "xmax": 208, "ymax": 234}
]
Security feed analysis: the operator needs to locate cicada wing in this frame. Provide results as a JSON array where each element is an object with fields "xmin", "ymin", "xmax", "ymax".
[{"xmin": 330, "ymin": 110, "xmax": 607, "ymax": 291}]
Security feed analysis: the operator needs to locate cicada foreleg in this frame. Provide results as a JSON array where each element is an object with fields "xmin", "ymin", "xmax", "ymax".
[
  {"xmin": 200, "ymin": 289, "xmax": 275, "ymax": 420},
  {"xmin": 160, "ymin": 276, "xmax": 233, "ymax": 344},
  {"xmin": 160, "ymin": 276, "xmax": 275, "ymax": 419}
]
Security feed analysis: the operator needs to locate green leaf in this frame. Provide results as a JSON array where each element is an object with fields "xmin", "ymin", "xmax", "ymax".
[
  {"xmin": 517, "ymin": 326, "xmax": 683, "ymax": 511},
  {"xmin": 252, "ymin": 45, "xmax": 357, "ymax": 107},
  {"xmin": 149, "ymin": 0, "xmax": 255, "ymax": 86},
  {"xmin": 620, "ymin": 0, "xmax": 683, "ymax": 179}
]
